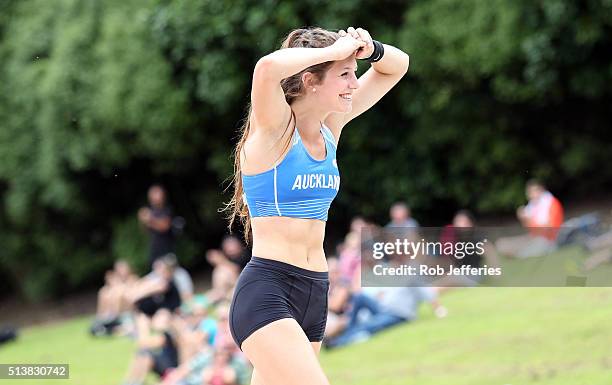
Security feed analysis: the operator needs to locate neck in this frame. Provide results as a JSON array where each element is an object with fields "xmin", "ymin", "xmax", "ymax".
[{"xmin": 290, "ymin": 98, "xmax": 329, "ymax": 141}]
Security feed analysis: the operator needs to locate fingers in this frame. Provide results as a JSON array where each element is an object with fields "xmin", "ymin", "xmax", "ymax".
[
  {"xmin": 339, "ymin": 29, "xmax": 362, "ymax": 42},
  {"xmin": 356, "ymin": 28, "xmax": 372, "ymax": 44},
  {"xmin": 338, "ymin": 28, "xmax": 366, "ymax": 49},
  {"xmin": 347, "ymin": 27, "xmax": 360, "ymax": 40},
  {"xmin": 355, "ymin": 28, "xmax": 373, "ymax": 57},
  {"xmin": 341, "ymin": 27, "xmax": 370, "ymax": 45}
]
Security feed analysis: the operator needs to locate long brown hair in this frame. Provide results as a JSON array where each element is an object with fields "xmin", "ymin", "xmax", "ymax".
[{"xmin": 225, "ymin": 27, "xmax": 339, "ymax": 241}]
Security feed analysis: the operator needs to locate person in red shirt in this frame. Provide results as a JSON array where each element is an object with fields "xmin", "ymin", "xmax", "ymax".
[{"xmin": 496, "ymin": 179, "xmax": 564, "ymax": 258}]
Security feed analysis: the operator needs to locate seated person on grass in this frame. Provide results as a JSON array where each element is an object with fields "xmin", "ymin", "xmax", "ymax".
[
  {"xmin": 205, "ymin": 236, "xmax": 250, "ymax": 304},
  {"xmin": 96, "ymin": 259, "xmax": 138, "ymax": 319},
  {"xmin": 129, "ymin": 255, "xmax": 182, "ymax": 318},
  {"xmin": 438, "ymin": 210, "xmax": 500, "ymax": 286},
  {"xmin": 584, "ymin": 210, "xmax": 612, "ymax": 270},
  {"xmin": 324, "ymin": 257, "xmax": 353, "ymax": 339},
  {"xmin": 325, "ymin": 286, "xmax": 439, "ymax": 349},
  {"xmin": 201, "ymin": 346, "xmax": 239, "ymax": 385},
  {"xmin": 161, "ymin": 302, "xmax": 251, "ymax": 385},
  {"xmin": 496, "ymin": 179, "xmax": 564, "ymax": 258},
  {"xmin": 172, "ymin": 296, "xmax": 217, "ymax": 363},
  {"xmin": 91, "ymin": 259, "xmax": 138, "ymax": 336},
  {"xmin": 122, "ymin": 309, "xmax": 178, "ymax": 385}
]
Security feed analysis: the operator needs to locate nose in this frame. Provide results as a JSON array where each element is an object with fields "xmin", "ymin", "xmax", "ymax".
[{"xmin": 349, "ymin": 72, "xmax": 359, "ymax": 89}]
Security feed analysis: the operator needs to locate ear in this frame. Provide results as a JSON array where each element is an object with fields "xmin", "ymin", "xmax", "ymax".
[{"xmin": 301, "ymin": 71, "xmax": 315, "ymax": 89}]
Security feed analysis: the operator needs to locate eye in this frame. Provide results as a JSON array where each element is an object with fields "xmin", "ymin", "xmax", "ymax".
[{"xmin": 341, "ymin": 72, "xmax": 348, "ymax": 77}]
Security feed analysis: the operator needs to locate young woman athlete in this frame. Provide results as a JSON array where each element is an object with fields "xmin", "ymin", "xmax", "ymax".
[{"xmin": 226, "ymin": 26, "xmax": 409, "ymax": 385}]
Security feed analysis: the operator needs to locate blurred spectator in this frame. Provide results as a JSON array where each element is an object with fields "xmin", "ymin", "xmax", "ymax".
[
  {"xmin": 584, "ymin": 210, "xmax": 612, "ymax": 270},
  {"xmin": 121, "ymin": 309, "xmax": 178, "ymax": 385},
  {"xmin": 349, "ymin": 216, "xmax": 367, "ymax": 233},
  {"xmin": 451, "ymin": 209, "xmax": 474, "ymax": 228},
  {"xmin": 172, "ymin": 295, "xmax": 217, "ymax": 363},
  {"xmin": 96, "ymin": 259, "xmax": 138, "ymax": 320},
  {"xmin": 203, "ymin": 302, "xmax": 250, "ymax": 384},
  {"xmin": 129, "ymin": 256, "xmax": 182, "ymax": 317},
  {"xmin": 212, "ymin": 302, "xmax": 234, "ymax": 351},
  {"xmin": 161, "ymin": 303, "xmax": 250, "ymax": 385},
  {"xmin": 90, "ymin": 260, "xmax": 138, "ymax": 337},
  {"xmin": 221, "ymin": 235, "xmax": 251, "ymax": 271},
  {"xmin": 325, "ymin": 286, "xmax": 439, "ymax": 349},
  {"xmin": 496, "ymin": 179, "xmax": 564, "ymax": 258},
  {"xmin": 324, "ymin": 258, "xmax": 352, "ymax": 339},
  {"xmin": 386, "ymin": 201, "xmax": 419, "ymax": 228},
  {"xmin": 439, "ymin": 210, "xmax": 499, "ymax": 285},
  {"xmin": 584, "ymin": 247, "xmax": 612, "ymax": 270},
  {"xmin": 201, "ymin": 347, "xmax": 238, "ymax": 385},
  {"xmin": 157, "ymin": 253, "xmax": 194, "ymax": 303},
  {"xmin": 138, "ymin": 185, "xmax": 175, "ymax": 268},
  {"xmin": 205, "ymin": 236, "xmax": 250, "ymax": 304},
  {"xmin": 338, "ymin": 232, "xmax": 361, "ymax": 290},
  {"xmin": 336, "ymin": 216, "xmax": 377, "ymax": 286},
  {"xmin": 0, "ymin": 326, "xmax": 17, "ymax": 345}
]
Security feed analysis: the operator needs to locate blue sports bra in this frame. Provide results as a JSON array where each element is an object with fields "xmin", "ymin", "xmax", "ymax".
[{"xmin": 242, "ymin": 124, "xmax": 340, "ymax": 221}]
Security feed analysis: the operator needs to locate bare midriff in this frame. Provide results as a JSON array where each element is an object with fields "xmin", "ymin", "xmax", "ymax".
[{"xmin": 250, "ymin": 216, "xmax": 328, "ymax": 272}]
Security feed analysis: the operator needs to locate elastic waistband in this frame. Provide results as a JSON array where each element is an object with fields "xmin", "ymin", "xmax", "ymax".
[{"xmin": 249, "ymin": 257, "xmax": 329, "ymax": 280}]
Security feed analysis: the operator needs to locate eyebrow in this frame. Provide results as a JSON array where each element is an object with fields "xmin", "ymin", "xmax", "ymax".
[{"xmin": 343, "ymin": 66, "xmax": 358, "ymax": 71}]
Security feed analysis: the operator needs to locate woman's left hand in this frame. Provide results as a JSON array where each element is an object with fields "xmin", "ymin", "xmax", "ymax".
[{"xmin": 338, "ymin": 27, "xmax": 374, "ymax": 60}]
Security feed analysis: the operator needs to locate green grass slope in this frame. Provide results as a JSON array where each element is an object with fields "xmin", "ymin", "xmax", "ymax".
[
  {"xmin": 1, "ymin": 288, "xmax": 611, "ymax": 384},
  {"xmin": 322, "ymin": 287, "xmax": 612, "ymax": 385}
]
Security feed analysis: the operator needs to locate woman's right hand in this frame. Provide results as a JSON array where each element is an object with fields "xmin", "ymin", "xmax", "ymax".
[{"xmin": 330, "ymin": 34, "xmax": 366, "ymax": 60}]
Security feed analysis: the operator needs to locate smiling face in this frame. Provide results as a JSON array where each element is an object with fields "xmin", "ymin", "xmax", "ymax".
[{"xmin": 305, "ymin": 55, "xmax": 359, "ymax": 114}]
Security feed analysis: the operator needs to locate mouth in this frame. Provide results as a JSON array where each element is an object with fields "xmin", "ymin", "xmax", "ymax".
[{"xmin": 339, "ymin": 93, "xmax": 352, "ymax": 101}]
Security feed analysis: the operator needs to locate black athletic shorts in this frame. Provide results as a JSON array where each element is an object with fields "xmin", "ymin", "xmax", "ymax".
[{"xmin": 229, "ymin": 256, "xmax": 330, "ymax": 350}]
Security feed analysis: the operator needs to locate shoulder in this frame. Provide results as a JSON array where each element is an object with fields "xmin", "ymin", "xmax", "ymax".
[
  {"xmin": 247, "ymin": 117, "xmax": 294, "ymax": 149},
  {"xmin": 249, "ymin": 104, "xmax": 293, "ymax": 138}
]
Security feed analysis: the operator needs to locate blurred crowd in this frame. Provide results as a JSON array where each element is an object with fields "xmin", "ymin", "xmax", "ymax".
[
  {"xmin": 93, "ymin": 238, "xmax": 251, "ymax": 385},
  {"xmin": 88, "ymin": 179, "xmax": 612, "ymax": 385}
]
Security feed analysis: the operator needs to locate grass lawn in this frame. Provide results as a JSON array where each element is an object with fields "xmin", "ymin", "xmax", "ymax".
[
  {"xmin": 1, "ymin": 250, "xmax": 611, "ymax": 384},
  {"xmin": 323, "ymin": 287, "xmax": 612, "ymax": 385}
]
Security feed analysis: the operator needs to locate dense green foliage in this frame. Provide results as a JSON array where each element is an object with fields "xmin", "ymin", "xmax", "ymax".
[{"xmin": 0, "ymin": 0, "xmax": 611, "ymax": 299}]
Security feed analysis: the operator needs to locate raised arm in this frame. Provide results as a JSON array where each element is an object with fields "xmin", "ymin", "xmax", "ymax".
[
  {"xmin": 251, "ymin": 36, "xmax": 366, "ymax": 132},
  {"xmin": 127, "ymin": 276, "xmax": 167, "ymax": 303},
  {"xmin": 325, "ymin": 27, "xmax": 410, "ymax": 137}
]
